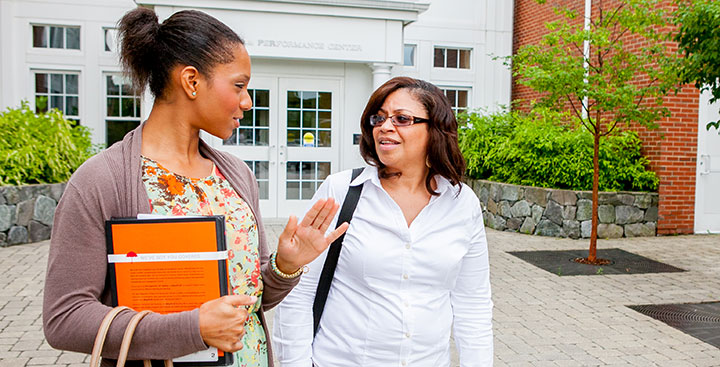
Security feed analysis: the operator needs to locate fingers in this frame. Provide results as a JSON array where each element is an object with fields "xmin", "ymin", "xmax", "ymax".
[
  {"xmin": 224, "ymin": 294, "xmax": 258, "ymax": 307},
  {"xmin": 309, "ymin": 199, "xmax": 336, "ymax": 229},
  {"xmin": 278, "ymin": 216, "xmax": 298, "ymax": 244},
  {"xmin": 325, "ymin": 222, "xmax": 350, "ymax": 245},
  {"xmin": 299, "ymin": 199, "xmax": 326, "ymax": 227},
  {"xmin": 318, "ymin": 202, "xmax": 341, "ymax": 234}
]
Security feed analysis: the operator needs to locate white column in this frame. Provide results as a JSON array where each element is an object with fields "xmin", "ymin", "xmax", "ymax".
[{"xmin": 369, "ymin": 63, "xmax": 394, "ymax": 90}]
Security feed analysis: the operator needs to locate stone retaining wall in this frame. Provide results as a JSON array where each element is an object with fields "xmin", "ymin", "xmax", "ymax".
[
  {"xmin": 468, "ymin": 179, "xmax": 658, "ymax": 238},
  {"xmin": 0, "ymin": 183, "xmax": 65, "ymax": 247}
]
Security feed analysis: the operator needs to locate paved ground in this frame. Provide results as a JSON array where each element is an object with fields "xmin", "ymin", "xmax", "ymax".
[{"xmin": 1, "ymin": 219, "xmax": 719, "ymax": 366}]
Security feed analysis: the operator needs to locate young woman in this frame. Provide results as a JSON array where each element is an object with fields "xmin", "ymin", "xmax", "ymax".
[
  {"xmin": 273, "ymin": 77, "xmax": 494, "ymax": 367},
  {"xmin": 42, "ymin": 8, "xmax": 347, "ymax": 367}
]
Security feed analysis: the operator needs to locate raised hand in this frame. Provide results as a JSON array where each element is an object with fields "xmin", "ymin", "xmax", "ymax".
[
  {"xmin": 198, "ymin": 295, "xmax": 257, "ymax": 352},
  {"xmin": 275, "ymin": 198, "xmax": 350, "ymax": 274}
]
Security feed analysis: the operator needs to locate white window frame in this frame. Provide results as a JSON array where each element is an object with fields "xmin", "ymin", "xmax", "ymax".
[
  {"xmin": 433, "ymin": 46, "xmax": 472, "ymax": 70},
  {"xmin": 31, "ymin": 24, "xmax": 81, "ymax": 50},
  {"xmin": 104, "ymin": 73, "xmax": 142, "ymax": 146},
  {"xmin": 403, "ymin": 43, "xmax": 417, "ymax": 67},
  {"xmin": 103, "ymin": 27, "xmax": 118, "ymax": 53},
  {"xmin": 32, "ymin": 69, "xmax": 81, "ymax": 121},
  {"xmin": 440, "ymin": 87, "xmax": 471, "ymax": 115}
]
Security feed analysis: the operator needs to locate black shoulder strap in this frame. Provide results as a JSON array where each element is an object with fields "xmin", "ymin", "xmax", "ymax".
[{"xmin": 312, "ymin": 167, "xmax": 365, "ymax": 336}]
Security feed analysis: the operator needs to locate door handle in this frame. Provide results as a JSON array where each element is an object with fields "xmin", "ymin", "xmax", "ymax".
[
  {"xmin": 279, "ymin": 145, "xmax": 287, "ymax": 165},
  {"xmin": 700, "ymin": 155, "xmax": 710, "ymax": 175}
]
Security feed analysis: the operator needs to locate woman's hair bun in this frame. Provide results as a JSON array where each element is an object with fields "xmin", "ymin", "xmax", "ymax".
[{"xmin": 117, "ymin": 7, "xmax": 161, "ymax": 95}]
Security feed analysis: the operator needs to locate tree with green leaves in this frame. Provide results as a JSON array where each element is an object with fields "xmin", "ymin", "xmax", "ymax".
[
  {"xmin": 675, "ymin": 0, "xmax": 720, "ymax": 132},
  {"xmin": 510, "ymin": 0, "xmax": 681, "ymax": 264}
]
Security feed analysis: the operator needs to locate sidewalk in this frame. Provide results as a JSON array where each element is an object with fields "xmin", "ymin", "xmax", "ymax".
[{"xmin": 0, "ymin": 223, "xmax": 719, "ymax": 366}]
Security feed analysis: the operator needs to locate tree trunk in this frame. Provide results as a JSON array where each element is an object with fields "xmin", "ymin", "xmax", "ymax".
[{"xmin": 589, "ymin": 131, "xmax": 600, "ymax": 262}]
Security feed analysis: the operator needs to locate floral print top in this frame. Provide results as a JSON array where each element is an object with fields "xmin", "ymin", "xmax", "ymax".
[{"xmin": 141, "ymin": 156, "xmax": 268, "ymax": 367}]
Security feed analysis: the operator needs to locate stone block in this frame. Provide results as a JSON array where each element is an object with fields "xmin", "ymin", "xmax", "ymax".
[
  {"xmin": 0, "ymin": 186, "xmax": 24, "ymax": 205},
  {"xmin": 7, "ymin": 226, "xmax": 28, "ymax": 246},
  {"xmin": 487, "ymin": 199, "xmax": 498, "ymax": 215},
  {"xmin": 478, "ymin": 186, "xmax": 489, "ymax": 207},
  {"xmin": 563, "ymin": 220, "xmax": 581, "ymax": 239},
  {"xmin": 581, "ymin": 220, "xmax": 592, "ymax": 238},
  {"xmin": 535, "ymin": 219, "xmax": 564, "ymax": 237},
  {"xmin": 544, "ymin": 200, "xmax": 564, "ymax": 225},
  {"xmin": 624, "ymin": 222, "xmax": 656, "ymax": 237},
  {"xmin": 0, "ymin": 232, "xmax": 6, "ymax": 247},
  {"xmin": 615, "ymin": 205, "xmax": 644, "ymax": 225},
  {"xmin": 484, "ymin": 212, "xmax": 496, "ymax": 229},
  {"xmin": 599, "ymin": 192, "xmax": 634, "ymax": 206},
  {"xmin": 506, "ymin": 217, "xmax": 523, "ymax": 231},
  {"xmin": 510, "ymin": 200, "xmax": 531, "ymax": 218},
  {"xmin": 578, "ymin": 191, "xmax": 593, "ymax": 200},
  {"xmin": 519, "ymin": 217, "xmax": 536, "ymax": 234},
  {"xmin": 489, "ymin": 184, "xmax": 503, "ymax": 202},
  {"xmin": 33, "ymin": 195, "xmax": 56, "ymax": 226},
  {"xmin": 597, "ymin": 224, "xmax": 623, "ymax": 239},
  {"xmin": 524, "ymin": 187, "xmax": 548, "ymax": 206},
  {"xmin": 49, "ymin": 183, "xmax": 66, "ymax": 202},
  {"xmin": 531, "ymin": 204, "xmax": 544, "ymax": 224},
  {"xmin": 652, "ymin": 195, "xmax": 659, "ymax": 206},
  {"xmin": 499, "ymin": 201, "xmax": 513, "ymax": 218},
  {"xmin": 501, "ymin": 184, "xmax": 522, "ymax": 202},
  {"xmin": 494, "ymin": 215, "xmax": 507, "ymax": 231},
  {"xmin": 15, "ymin": 199, "xmax": 35, "ymax": 227},
  {"xmin": 550, "ymin": 190, "xmax": 577, "ymax": 206},
  {"xmin": 644, "ymin": 206, "xmax": 658, "ymax": 222},
  {"xmin": 598, "ymin": 205, "xmax": 615, "ymax": 223},
  {"xmin": 0, "ymin": 192, "xmax": 5, "ymax": 205},
  {"xmin": 576, "ymin": 199, "xmax": 592, "ymax": 221},
  {"xmin": 563, "ymin": 205, "xmax": 577, "ymax": 220},
  {"xmin": 0, "ymin": 205, "xmax": 12, "ymax": 232},
  {"xmin": 28, "ymin": 221, "xmax": 51, "ymax": 242},
  {"xmin": 634, "ymin": 194, "xmax": 653, "ymax": 209}
]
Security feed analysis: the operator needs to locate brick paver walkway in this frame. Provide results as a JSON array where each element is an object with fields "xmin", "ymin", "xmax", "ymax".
[{"xmin": 1, "ymin": 220, "xmax": 719, "ymax": 366}]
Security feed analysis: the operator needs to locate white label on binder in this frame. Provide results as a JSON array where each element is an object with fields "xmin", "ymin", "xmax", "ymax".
[{"xmin": 173, "ymin": 347, "xmax": 220, "ymax": 362}]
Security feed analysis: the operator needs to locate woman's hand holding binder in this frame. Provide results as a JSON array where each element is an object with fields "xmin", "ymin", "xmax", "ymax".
[{"xmin": 198, "ymin": 294, "xmax": 259, "ymax": 352}]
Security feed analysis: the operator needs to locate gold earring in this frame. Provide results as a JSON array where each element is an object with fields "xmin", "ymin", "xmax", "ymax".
[{"xmin": 426, "ymin": 156, "xmax": 431, "ymax": 168}]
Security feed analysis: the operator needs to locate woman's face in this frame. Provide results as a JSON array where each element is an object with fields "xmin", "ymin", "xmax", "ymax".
[
  {"xmin": 372, "ymin": 88, "xmax": 430, "ymax": 172},
  {"xmin": 195, "ymin": 44, "xmax": 253, "ymax": 139}
]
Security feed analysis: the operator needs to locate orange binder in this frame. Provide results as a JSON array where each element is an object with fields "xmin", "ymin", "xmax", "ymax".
[{"xmin": 105, "ymin": 215, "xmax": 232, "ymax": 366}]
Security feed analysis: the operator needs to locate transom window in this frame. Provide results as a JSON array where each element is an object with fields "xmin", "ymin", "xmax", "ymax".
[
  {"xmin": 34, "ymin": 72, "xmax": 79, "ymax": 121},
  {"xmin": 32, "ymin": 25, "xmax": 80, "ymax": 50},
  {"xmin": 434, "ymin": 47, "xmax": 471, "ymax": 69},
  {"xmin": 104, "ymin": 28, "xmax": 118, "ymax": 52},
  {"xmin": 286, "ymin": 161, "xmax": 331, "ymax": 200},
  {"xmin": 287, "ymin": 91, "xmax": 332, "ymax": 148},
  {"xmin": 245, "ymin": 161, "xmax": 270, "ymax": 200},
  {"xmin": 225, "ymin": 89, "xmax": 269, "ymax": 146},
  {"xmin": 404, "ymin": 44, "xmax": 416, "ymax": 67},
  {"xmin": 441, "ymin": 88, "xmax": 469, "ymax": 115},
  {"xmin": 105, "ymin": 74, "xmax": 141, "ymax": 146}
]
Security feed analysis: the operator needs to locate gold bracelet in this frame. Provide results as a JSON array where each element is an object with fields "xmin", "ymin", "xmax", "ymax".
[{"xmin": 270, "ymin": 252, "xmax": 303, "ymax": 279}]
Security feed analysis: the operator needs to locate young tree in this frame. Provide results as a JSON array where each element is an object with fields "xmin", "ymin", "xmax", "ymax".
[
  {"xmin": 675, "ymin": 0, "xmax": 720, "ymax": 132},
  {"xmin": 511, "ymin": 0, "xmax": 681, "ymax": 264}
]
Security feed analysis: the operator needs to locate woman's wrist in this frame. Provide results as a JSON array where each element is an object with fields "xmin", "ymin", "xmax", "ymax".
[{"xmin": 270, "ymin": 252, "xmax": 303, "ymax": 279}]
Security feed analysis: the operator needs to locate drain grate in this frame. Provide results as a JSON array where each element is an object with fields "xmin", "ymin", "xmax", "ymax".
[
  {"xmin": 508, "ymin": 248, "xmax": 685, "ymax": 276},
  {"xmin": 629, "ymin": 302, "xmax": 720, "ymax": 349}
]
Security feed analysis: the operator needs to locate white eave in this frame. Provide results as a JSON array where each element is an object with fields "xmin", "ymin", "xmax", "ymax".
[{"xmin": 136, "ymin": 0, "xmax": 430, "ymax": 24}]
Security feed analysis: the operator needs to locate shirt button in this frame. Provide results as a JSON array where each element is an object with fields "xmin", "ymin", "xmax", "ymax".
[{"xmin": 402, "ymin": 274, "xmax": 409, "ymax": 280}]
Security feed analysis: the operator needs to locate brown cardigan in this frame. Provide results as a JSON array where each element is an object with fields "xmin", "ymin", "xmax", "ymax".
[{"xmin": 42, "ymin": 123, "xmax": 298, "ymax": 367}]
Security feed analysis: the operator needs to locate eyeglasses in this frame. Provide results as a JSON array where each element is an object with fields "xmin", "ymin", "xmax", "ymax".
[{"xmin": 368, "ymin": 114, "xmax": 430, "ymax": 127}]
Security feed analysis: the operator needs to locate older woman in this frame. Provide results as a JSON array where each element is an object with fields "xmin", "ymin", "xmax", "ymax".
[{"xmin": 273, "ymin": 77, "xmax": 493, "ymax": 366}]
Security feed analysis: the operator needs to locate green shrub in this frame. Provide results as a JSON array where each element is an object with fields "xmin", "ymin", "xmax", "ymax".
[
  {"xmin": 0, "ymin": 101, "xmax": 96, "ymax": 185},
  {"xmin": 458, "ymin": 109, "xmax": 659, "ymax": 192}
]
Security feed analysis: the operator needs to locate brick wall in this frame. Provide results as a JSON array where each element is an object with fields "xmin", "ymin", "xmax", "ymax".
[{"xmin": 512, "ymin": 0, "xmax": 698, "ymax": 234}]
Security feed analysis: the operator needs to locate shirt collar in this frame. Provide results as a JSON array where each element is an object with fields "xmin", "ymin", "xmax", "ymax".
[{"xmin": 350, "ymin": 165, "xmax": 458, "ymax": 196}]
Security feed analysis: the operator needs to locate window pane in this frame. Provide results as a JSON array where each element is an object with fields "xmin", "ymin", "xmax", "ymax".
[
  {"xmin": 239, "ymin": 113, "xmax": 253, "ymax": 127},
  {"xmin": 121, "ymin": 98, "xmax": 134, "ymax": 117},
  {"xmin": 33, "ymin": 26, "xmax": 47, "ymax": 48},
  {"xmin": 35, "ymin": 74, "xmax": 48, "ymax": 93},
  {"xmin": 318, "ymin": 92, "xmax": 331, "ymax": 110},
  {"xmin": 287, "ymin": 111, "xmax": 300, "ymax": 128},
  {"xmin": 120, "ymin": 81, "xmax": 133, "ymax": 96},
  {"xmin": 104, "ymin": 29, "xmax": 115, "ymax": 52},
  {"xmin": 107, "ymin": 97, "xmax": 119, "ymax": 116},
  {"xmin": 287, "ymin": 162, "xmax": 300, "ymax": 179},
  {"xmin": 318, "ymin": 130, "xmax": 331, "ymax": 147},
  {"xmin": 49, "ymin": 27, "xmax": 64, "ymax": 48},
  {"xmin": 318, "ymin": 111, "xmax": 331, "ymax": 129},
  {"xmin": 301, "ymin": 182, "xmax": 314, "ymax": 200},
  {"xmin": 223, "ymin": 128, "xmax": 238, "ymax": 145},
  {"xmin": 106, "ymin": 75, "xmax": 120, "ymax": 95},
  {"xmin": 302, "ymin": 130, "xmax": 315, "ymax": 147},
  {"xmin": 447, "ymin": 49, "xmax": 458, "ymax": 68},
  {"xmin": 65, "ymin": 74, "xmax": 78, "ymax": 94},
  {"xmin": 434, "ymin": 48, "xmax": 445, "ymax": 67},
  {"xmin": 318, "ymin": 162, "xmax": 331, "ymax": 180},
  {"xmin": 35, "ymin": 96, "xmax": 48, "ymax": 113},
  {"xmin": 256, "ymin": 109, "xmax": 269, "ymax": 127},
  {"xmin": 66, "ymin": 96, "xmax": 78, "ymax": 116},
  {"xmin": 287, "ymin": 129, "xmax": 300, "ymax": 146},
  {"xmin": 255, "ymin": 129, "xmax": 269, "ymax": 146},
  {"xmin": 238, "ymin": 128, "xmax": 253, "ymax": 145},
  {"xmin": 302, "ymin": 91, "xmax": 317, "ymax": 109},
  {"xmin": 302, "ymin": 111, "xmax": 316, "ymax": 128},
  {"xmin": 288, "ymin": 91, "xmax": 301, "ymax": 108},
  {"xmin": 255, "ymin": 90, "xmax": 269, "ymax": 107},
  {"xmin": 458, "ymin": 90, "xmax": 468, "ymax": 108},
  {"xmin": 50, "ymin": 74, "xmax": 63, "ymax": 94},
  {"xmin": 459, "ymin": 49, "xmax": 471, "ymax": 69},
  {"xmin": 135, "ymin": 97, "xmax": 142, "ymax": 117},
  {"xmin": 258, "ymin": 181, "xmax": 269, "ymax": 200},
  {"xmin": 302, "ymin": 162, "xmax": 315, "ymax": 180},
  {"xmin": 286, "ymin": 181, "xmax": 299, "ymax": 200},
  {"xmin": 404, "ymin": 44, "xmax": 415, "ymax": 66},
  {"xmin": 107, "ymin": 120, "xmax": 140, "ymax": 147},
  {"xmin": 50, "ymin": 95, "xmax": 63, "ymax": 111},
  {"xmin": 255, "ymin": 161, "xmax": 269, "ymax": 180},
  {"xmin": 445, "ymin": 90, "xmax": 457, "ymax": 106},
  {"xmin": 66, "ymin": 27, "xmax": 80, "ymax": 50}
]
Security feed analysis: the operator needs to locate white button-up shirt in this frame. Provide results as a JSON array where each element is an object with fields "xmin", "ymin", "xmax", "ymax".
[{"xmin": 273, "ymin": 166, "xmax": 493, "ymax": 366}]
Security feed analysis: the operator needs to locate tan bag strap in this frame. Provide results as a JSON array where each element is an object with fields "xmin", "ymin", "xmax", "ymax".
[
  {"xmin": 90, "ymin": 306, "xmax": 173, "ymax": 367},
  {"xmin": 90, "ymin": 306, "xmax": 130, "ymax": 367}
]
